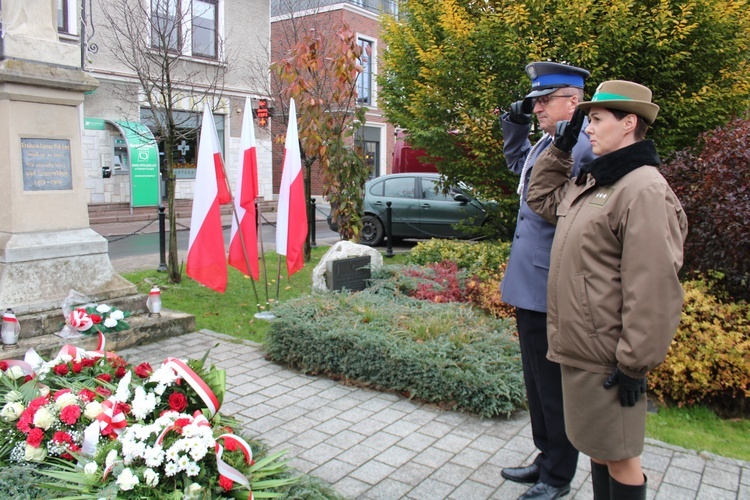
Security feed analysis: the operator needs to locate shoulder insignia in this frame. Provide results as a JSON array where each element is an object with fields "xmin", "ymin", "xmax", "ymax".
[{"xmin": 589, "ymin": 188, "xmax": 614, "ymax": 206}]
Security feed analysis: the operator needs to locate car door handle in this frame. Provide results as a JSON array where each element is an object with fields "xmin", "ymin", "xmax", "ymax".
[
  {"xmin": 373, "ymin": 201, "xmax": 384, "ymax": 206},
  {"xmin": 421, "ymin": 203, "xmax": 431, "ymax": 208}
]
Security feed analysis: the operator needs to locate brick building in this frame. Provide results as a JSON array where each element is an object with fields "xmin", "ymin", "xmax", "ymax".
[{"xmin": 270, "ymin": 0, "xmax": 398, "ymax": 198}]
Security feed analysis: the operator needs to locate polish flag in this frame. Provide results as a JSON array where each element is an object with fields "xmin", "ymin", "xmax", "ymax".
[
  {"xmin": 186, "ymin": 106, "xmax": 232, "ymax": 293},
  {"xmin": 228, "ymin": 97, "xmax": 260, "ymax": 279},
  {"xmin": 276, "ymin": 99, "xmax": 308, "ymax": 276}
]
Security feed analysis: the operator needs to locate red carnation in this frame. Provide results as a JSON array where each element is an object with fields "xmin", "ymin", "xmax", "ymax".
[
  {"xmin": 115, "ymin": 367, "xmax": 127, "ymax": 378},
  {"xmin": 96, "ymin": 373, "xmax": 112, "ymax": 383},
  {"xmin": 174, "ymin": 417, "xmax": 191, "ymax": 429},
  {"xmin": 81, "ymin": 358, "xmax": 96, "ymax": 368},
  {"xmin": 168, "ymin": 392, "xmax": 188, "ymax": 412},
  {"xmin": 28, "ymin": 396, "xmax": 49, "ymax": 411},
  {"xmin": 116, "ymin": 402, "xmax": 131, "ymax": 415},
  {"xmin": 90, "ymin": 314, "xmax": 102, "ymax": 324},
  {"xmin": 26, "ymin": 428, "xmax": 44, "ymax": 447},
  {"xmin": 54, "ymin": 364, "xmax": 69, "ymax": 376},
  {"xmin": 60, "ymin": 405, "xmax": 81, "ymax": 425},
  {"xmin": 53, "ymin": 431, "xmax": 73, "ymax": 444},
  {"xmin": 78, "ymin": 389, "xmax": 96, "ymax": 402},
  {"xmin": 24, "ymin": 374, "xmax": 34, "ymax": 383},
  {"xmin": 16, "ymin": 412, "xmax": 33, "ymax": 433},
  {"xmin": 223, "ymin": 437, "xmax": 239, "ymax": 452},
  {"xmin": 71, "ymin": 361, "xmax": 83, "ymax": 374},
  {"xmin": 0, "ymin": 361, "xmax": 8, "ymax": 371},
  {"xmin": 219, "ymin": 475, "xmax": 234, "ymax": 492},
  {"xmin": 134, "ymin": 363, "xmax": 153, "ymax": 379}
]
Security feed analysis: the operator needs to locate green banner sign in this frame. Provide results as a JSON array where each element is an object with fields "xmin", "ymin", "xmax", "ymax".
[{"xmin": 116, "ymin": 121, "xmax": 160, "ymax": 208}]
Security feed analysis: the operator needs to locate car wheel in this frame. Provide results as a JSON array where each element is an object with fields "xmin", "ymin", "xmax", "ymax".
[{"xmin": 359, "ymin": 215, "xmax": 385, "ymax": 246}]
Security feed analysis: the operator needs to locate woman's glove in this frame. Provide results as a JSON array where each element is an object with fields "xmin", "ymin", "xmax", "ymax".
[
  {"xmin": 509, "ymin": 98, "xmax": 534, "ymax": 125},
  {"xmin": 553, "ymin": 108, "xmax": 585, "ymax": 153},
  {"xmin": 603, "ymin": 367, "xmax": 646, "ymax": 407}
]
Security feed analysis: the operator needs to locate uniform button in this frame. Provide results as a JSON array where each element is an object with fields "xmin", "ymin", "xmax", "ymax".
[
  {"xmin": 520, "ymin": 215, "xmax": 524, "ymax": 220},
  {"xmin": 515, "ymin": 234, "xmax": 520, "ymax": 239}
]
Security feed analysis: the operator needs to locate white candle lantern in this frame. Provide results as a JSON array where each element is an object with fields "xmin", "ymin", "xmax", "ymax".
[
  {"xmin": 2, "ymin": 309, "xmax": 20, "ymax": 350},
  {"xmin": 146, "ymin": 286, "xmax": 162, "ymax": 317}
]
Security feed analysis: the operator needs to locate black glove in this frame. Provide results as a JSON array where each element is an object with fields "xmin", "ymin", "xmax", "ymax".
[
  {"xmin": 553, "ymin": 108, "xmax": 585, "ymax": 153},
  {"xmin": 603, "ymin": 367, "xmax": 647, "ymax": 407},
  {"xmin": 509, "ymin": 98, "xmax": 534, "ymax": 125}
]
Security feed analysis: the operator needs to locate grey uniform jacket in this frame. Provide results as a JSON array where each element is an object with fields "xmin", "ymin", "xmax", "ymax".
[{"xmin": 499, "ymin": 114, "xmax": 595, "ymax": 313}]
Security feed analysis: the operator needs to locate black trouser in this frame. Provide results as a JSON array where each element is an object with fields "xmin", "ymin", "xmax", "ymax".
[{"xmin": 516, "ymin": 307, "xmax": 578, "ymax": 487}]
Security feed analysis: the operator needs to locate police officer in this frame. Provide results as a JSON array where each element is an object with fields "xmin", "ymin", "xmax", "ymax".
[{"xmin": 499, "ymin": 62, "xmax": 595, "ymax": 500}]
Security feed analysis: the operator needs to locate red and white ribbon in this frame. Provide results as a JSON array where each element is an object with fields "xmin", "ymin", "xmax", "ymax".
[
  {"xmin": 97, "ymin": 398, "xmax": 128, "ymax": 436},
  {"xmin": 156, "ymin": 411, "xmax": 211, "ymax": 445},
  {"xmin": 163, "ymin": 358, "xmax": 220, "ymax": 417},
  {"xmin": 216, "ymin": 433, "xmax": 254, "ymax": 496},
  {"xmin": 56, "ymin": 332, "xmax": 108, "ymax": 360}
]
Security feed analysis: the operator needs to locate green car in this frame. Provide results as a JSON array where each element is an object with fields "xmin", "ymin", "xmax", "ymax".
[{"xmin": 328, "ymin": 173, "xmax": 492, "ymax": 246}]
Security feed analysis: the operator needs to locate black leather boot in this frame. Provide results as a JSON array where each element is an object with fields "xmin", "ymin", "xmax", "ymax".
[
  {"xmin": 610, "ymin": 474, "xmax": 647, "ymax": 500},
  {"xmin": 591, "ymin": 460, "xmax": 610, "ymax": 500}
]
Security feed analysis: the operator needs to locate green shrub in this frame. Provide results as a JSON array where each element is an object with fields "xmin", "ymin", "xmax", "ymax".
[
  {"xmin": 408, "ymin": 239, "xmax": 510, "ymax": 280},
  {"xmin": 264, "ymin": 291, "xmax": 525, "ymax": 418},
  {"xmin": 649, "ymin": 277, "xmax": 750, "ymax": 414},
  {"xmin": 0, "ymin": 464, "xmax": 67, "ymax": 499}
]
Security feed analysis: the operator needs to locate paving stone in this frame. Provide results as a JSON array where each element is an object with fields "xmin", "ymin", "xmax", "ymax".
[
  {"xmin": 469, "ymin": 435, "xmax": 508, "ymax": 455},
  {"xmin": 662, "ymin": 467, "xmax": 701, "ymax": 490},
  {"xmin": 337, "ymin": 444, "xmax": 381, "ymax": 467},
  {"xmin": 333, "ymin": 476, "xmax": 371, "ymax": 499},
  {"xmin": 245, "ymin": 414, "xmax": 283, "ymax": 433},
  {"xmin": 670, "ymin": 451, "xmax": 706, "ymax": 473},
  {"xmin": 305, "ymin": 405, "xmax": 344, "ymax": 423},
  {"xmin": 311, "ymin": 459, "xmax": 358, "ymax": 484},
  {"xmin": 349, "ymin": 460, "xmax": 397, "ymax": 485},
  {"xmin": 299, "ymin": 442, "xmax": 344, "ymax": 465},
  {"xmin": 406, "ymin": 478, "xmax": 455, "ymax": 500},
  {"xmin": 429, "ymin": 462, "xmax": 474, "ymax": 486},
  {"xmin": 389, "ymin": 461, "xmax": 435, "ymax": 486},
  {"xmin": 402, "ymin": 408, "xmax": 440, "ymax": 425},
  {"xmin": 263, "ymin": 394, "xmax": 300, "ymax": 409},
  {"xmin": 469, "ymin": 463, "xmax": 506, "ymax": 488},
  {"xmin": 280, "ymin": 415, "xmax": 319, "ymax": 434},
  {"xmin": 702, "ymin": 465, "xmax": 740, "ymax": 491},
  {"xmin": 325, "ymin": 429, "xmax": 367, "ymax": 449},
  {"xmin": 314, "ymin": 417, "xmax": 352, "ymax": 436},
  {"xmin": 348, "ymin": 417, "xmax": 389, "ymax": 435},
  {"xmin": 373, "ymin": 445, "xmax": 417, "ymax": 468},
  {"xmin": 359, "ymin": 396, "xmax": 398, "ymax": 413},
  {"xmin": 398, "ymin": 432, "xmax": 437, "ymax": 453},
  {"xmin": 412, "ymin": 447, "xmax": 453, "ymax": 469},
  {"xmin": 642, "ymin": 448, "xmax": 672, "ymax": 472},
  {"xmin": 288, "ymin": 428, "xmax": 329, "ymax": 449},
  {"xmin": 371, "ymin": 407, "xmax": 407, "ymax": 424},
  {"xmin": 363, "ymin": 478, "xmax": 413, "ymax": 500},
  {"xmin": 419, "ymin": 420, "xmax": 454, "ymax": 438},
  {"xmin": 450, "ymin": 447, "xmax": 493, "ymax": 469},
  {"xmin": 696, "ymin": 483, "xmax": 737, "ymax": 499},
  {"xmin": 448, "ymin": 479, "xmax": 496, "ymax": 499},
  {"xmin": 432, "ymin": 433, "xmax": 472, "ymax": 454},
  {"xmin": 382, "ymin": 420, "xmax": 422, "ymax": 437}
]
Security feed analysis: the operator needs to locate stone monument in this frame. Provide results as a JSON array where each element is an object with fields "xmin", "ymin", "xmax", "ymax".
[{"xmin": 0, "ymin": 0, "xmax": 136, "ymax": 315}]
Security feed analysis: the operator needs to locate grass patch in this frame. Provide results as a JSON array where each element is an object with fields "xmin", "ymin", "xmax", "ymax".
[
  {"xmin": 646, "ymin": 405, "xmax": 750, "ymax": 461},
  {"xmin": 122, "ymin": 247, "xmax": 409, "ymax": 343}
]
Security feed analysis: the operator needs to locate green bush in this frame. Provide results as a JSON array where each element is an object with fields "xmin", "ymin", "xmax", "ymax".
[
  {"xmin": 264, "ymin": 290, "xmax": 525, "ymax": 418},
  {"xmin": 649, "ymin": 277, "xmax": 750, "ymax": 414},
  {"xmin": 408, "ymin": 239, "xmax": 510, "ymax": 280}
]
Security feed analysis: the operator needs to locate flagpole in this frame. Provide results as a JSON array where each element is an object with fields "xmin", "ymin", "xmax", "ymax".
[
  {"xmin": 276, "ymin": 255, "xmax": 282, "ymax": 302},
  {"xmin": 256, "ymin": 201, "xmax": 271, "ymax": 308}
]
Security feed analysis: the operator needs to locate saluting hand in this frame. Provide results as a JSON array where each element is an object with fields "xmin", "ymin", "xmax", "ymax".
[
  {"xmin": 553, "ymin": 108, "xmax": 585, "ymax": 153},
  {"xmin": 509, "ymin": 98, "xmax": 534, "ymax": 125}
]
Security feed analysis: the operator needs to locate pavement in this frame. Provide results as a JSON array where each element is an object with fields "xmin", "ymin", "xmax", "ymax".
[{"xmin": 93, "ymin": 216, "xmax": 750, "ymax": 500}]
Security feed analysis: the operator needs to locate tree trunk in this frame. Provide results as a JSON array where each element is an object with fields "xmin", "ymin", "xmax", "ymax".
[{"xmin": 164, "ymin": 141, "xmax": 181, "ymax": 283}]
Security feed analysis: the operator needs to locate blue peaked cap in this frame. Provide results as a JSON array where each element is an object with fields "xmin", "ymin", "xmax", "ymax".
[{"xmin": 524, "ymin": 62, "xmax": 590, "ymax": 98}]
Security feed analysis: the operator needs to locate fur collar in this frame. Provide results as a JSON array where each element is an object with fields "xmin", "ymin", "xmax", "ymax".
[{"xmin": 576, "ymin": 140, "xmax": 661, "ymax": 186}]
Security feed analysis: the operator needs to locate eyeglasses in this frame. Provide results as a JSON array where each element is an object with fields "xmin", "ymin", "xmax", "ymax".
[{"xmin": 533, "ymin": 95, "xmax": 575, "ymax": 107}]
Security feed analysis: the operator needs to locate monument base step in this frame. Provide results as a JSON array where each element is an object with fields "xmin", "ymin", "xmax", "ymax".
[{"xmin": 0, "ymin": 308, "xmax": 196, "ymax": 361}]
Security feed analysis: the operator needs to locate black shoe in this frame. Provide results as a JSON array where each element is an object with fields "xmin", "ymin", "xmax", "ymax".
[
  {"xmin": 501, "ymin": 463, "xmax": 541, "ymax": 484},
  {"xmin": 517, "ymin": 481, "xmax": 571, "ymax": 500}
]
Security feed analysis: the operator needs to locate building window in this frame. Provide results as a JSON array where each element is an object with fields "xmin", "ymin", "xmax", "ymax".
[
  {"xmin": 58, "ymin": 0, "xmax": 70, "ymax": 33},
  {"xmin": 357, "ymin": 38, "xmax": 373, "ymax": 105},
  {"xmin": 152, "ymin": 0, "xmax": 181, "ymax": 52},
  {"xmin": 192, "ymin": 0, "xmax": 218, "ymax": 58}
]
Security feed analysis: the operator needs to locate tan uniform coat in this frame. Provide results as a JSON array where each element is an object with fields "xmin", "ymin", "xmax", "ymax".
[{"xmin": 527, "ymin": 145, "xmax": 687, "ymax": 380}]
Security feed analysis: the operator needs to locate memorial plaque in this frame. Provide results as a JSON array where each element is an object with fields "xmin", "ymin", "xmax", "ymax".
[{"xmin": 21, "ymin": 138, "xmax": 73, "ymax": 191}]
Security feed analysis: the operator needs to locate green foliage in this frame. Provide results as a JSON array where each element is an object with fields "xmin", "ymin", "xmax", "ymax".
[
  {"xmin": 0, "ymin": 463, "xmax": 67, "ymax": 499},
  {"xmin": 649, "ymin": 277, "xmax": 750, "ymax": 414},
  {"xmin": 379, "ymin": 0, "xmax": 750, "ymax": 202},
  {"xmin": 660, "ymin": 116, "xmax": 750, "ymax": 300},
  {"xmin": 264, "ymin": 291, "xmax": 525, "ymax": 418},
  {"xmin": 408, "ymin": 239, "xmax": 510, "ymax": 280}
]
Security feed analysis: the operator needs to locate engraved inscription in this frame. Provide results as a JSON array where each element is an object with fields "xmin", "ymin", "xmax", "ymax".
[{"xmin": 21, "ymin": 138, "xmax": 73, "ymax": 191}]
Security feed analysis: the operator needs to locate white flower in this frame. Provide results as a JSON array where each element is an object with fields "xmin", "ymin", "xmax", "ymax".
[
  {"xmin": 7, "ymin": 365, "xmax": 25, "ymax": 380},
  {"xmin": 164, "ymin": 461, "xmax": 179, "ymax": 476},
  {"xmin": 110, "ymin": 310, "xmax": 125, "ymax": 321},
  {"xmin": 131, "ymin": 386, "xmax": 157, "ymax": 421},
  {"xmin": 33, "ymin": 406, "xmax": 54, "ymax": 430},
  {"xmin": 104, "ymin": 317, "xmax": 118, "ymax": 329},
  {"xmin": 84, "ymin": 401, "xmax": 103, "ymax": 420},
  {"xmin": 24, "ymin": 444, "xmax": 47, "ymax": 462},
  {"xmin": 116, "ymin": 468, "xmax": 139, "ymax": 491},
  {"xmin": 5, "ymin": 390, "xmax": 22, "ymax": 403},
  {"xmin": 149, "ymin": 365, "xmax": 179, "ymax": 386},
  {"xmin": 185, "ymin": 462, "xmax": 201, "ymax": 477},
  {"xmin": 55, "ymin": 392, "xmax": 78, "ymax": 409},
  {"xmin": 84, "ymin": 462, "xmax": 98, "ymax": 475},
  {"xmin": 96, "ymin": 304, "xmax": 112, "ymax": 314},
  {"xmin": 144, "ymin": 445, "xmax": 165, "ymax": 468},
  {"xmin": 105, "ymin": 449, "xmax": 119, "ymax": 468},
  {"xmin": 143, "ymin": 468, "xmax": 159, "ymax": 487},
  {"xmin": 0, "ymin": 402, "xmax": 24, "ymax": 422}
]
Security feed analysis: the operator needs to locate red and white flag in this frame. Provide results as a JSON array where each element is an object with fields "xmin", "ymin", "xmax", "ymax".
[
  {"xmin": 276, "ymin": 98, "xmax": 307, "ymax": 276},
  {"xmin": 186, "ymin": 106, "xmax": 232, "ymax": 293},
  {"xmin": 228, "ymin": 97, "xmax": 260, "ymax": 279}
]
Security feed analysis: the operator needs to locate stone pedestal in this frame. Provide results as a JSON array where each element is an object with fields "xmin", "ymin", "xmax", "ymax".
[{"xmin": 0, "ymin": 3, "xmax": 136, "ymax": 315}]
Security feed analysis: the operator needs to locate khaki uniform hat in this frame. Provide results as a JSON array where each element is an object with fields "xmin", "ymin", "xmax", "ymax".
[{"xmin": 578, "ymin": 80, "xmax": 660, "ymax": 124}]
